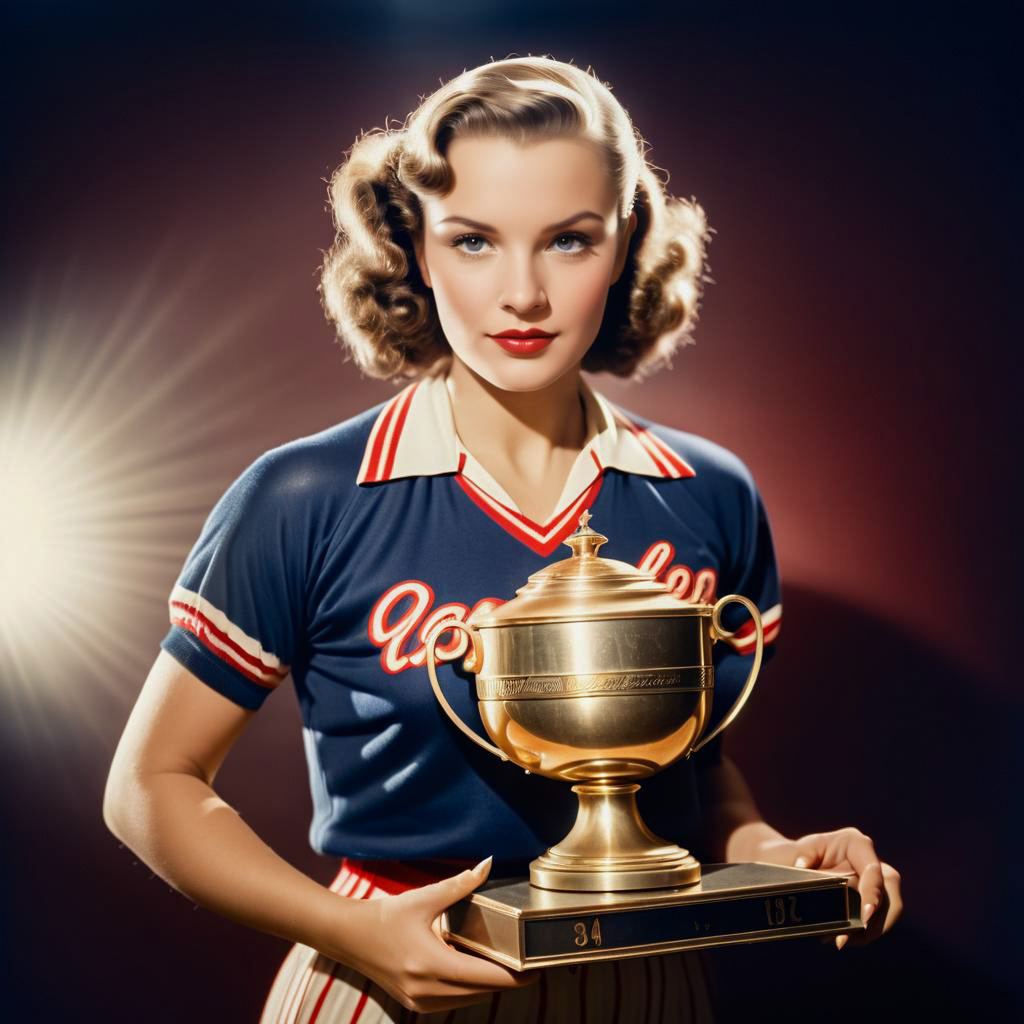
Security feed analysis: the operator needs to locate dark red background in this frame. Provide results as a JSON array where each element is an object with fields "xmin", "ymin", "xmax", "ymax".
[{"xmin": 1, "ymin": 4, "xmax": 1018, "ymax": 1020}]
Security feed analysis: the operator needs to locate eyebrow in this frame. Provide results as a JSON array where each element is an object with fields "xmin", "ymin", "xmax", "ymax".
[{"xmin": 436, "ymin": 210, "xmax": 606, "ymax": 232}]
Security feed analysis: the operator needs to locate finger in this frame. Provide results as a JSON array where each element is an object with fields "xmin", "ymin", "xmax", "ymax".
[
  {"xmin": 409, "ymin": 856, "xmax": 493, "ymax": 918},
  {"xmin": 430, "ymin": 915, "xmax": 456, "ymax": 950},
  {"xmin": 406, "ymin": 972, "xmax": 539, "ymax": 1002},
  {"xmin": 879, "ymin": 862, "xmax": 903, "ymax": 934},
  {"xmin": 848, "ymin": 860, "xmax": 902, "ymax": 947},
  {"xmin": 792, "ymin": 835, "xmax": 825, "ymax": 870},
  {"xmin": 411, "ymin": 991, "xmax": 508, "ymax": 1014},
  {"xmin": 845, "ymin": 834, "xmax": 885, "ymax": 912},
  {"xmin": 434, "ymin": 945, "xmax": 539, "ymax": 990},
  {"xmin": 407, "ymin": 972, "xmax": 538, "ymax": 1000},
  {"xmin": 794, "ymin": 853, "xmax": 820, "ymax": 870},
  {"xmin": 856, "ymin": 861, "xmax": 884, "ymax": 922},
  {"xmin": 846, "ymin": 887, "xmax": 888, "ymax": 947}
]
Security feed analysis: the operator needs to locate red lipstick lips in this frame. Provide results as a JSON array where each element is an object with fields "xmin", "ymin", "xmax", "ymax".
[{"xmin": 488, "ymin": 329, "xmax": 558, "ymax": 355}]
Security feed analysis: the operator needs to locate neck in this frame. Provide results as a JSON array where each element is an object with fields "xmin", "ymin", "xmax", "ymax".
[{"xmin": 444, "ymin": 356, "xmax": 589, "ymax": 468}]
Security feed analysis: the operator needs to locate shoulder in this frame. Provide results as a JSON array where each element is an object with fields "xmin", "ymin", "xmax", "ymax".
[
  {"xmin": 614, "ymin": 406, "xmax": 777, "ymax": 589},
  {"xmin": 618, "ymin": 404, "xmax": 759, "ymax": 501},
  {"xmin": 210, "ymin": 400, "xmax": 388, "ymax": 525},
  {"xmin": 240, "ymin": 402, "xmax": 386, "ymax": 496}
]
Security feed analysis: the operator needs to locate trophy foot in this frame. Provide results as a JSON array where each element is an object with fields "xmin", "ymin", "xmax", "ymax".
[
  {"xmin": 530, "ymin": 849, "xmax": 700, "ymax": 892},
  {"xmin": 529, "ymin": 782, "xmax": 702, "ymax": 892}
]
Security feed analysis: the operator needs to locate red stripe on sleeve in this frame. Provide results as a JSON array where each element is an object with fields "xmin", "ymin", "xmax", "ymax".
[
  {"xmin": 169, "ymin": 600, "xmax": 284, "ymax": 679},
  {"xmin": 170, "ymin": 610, "xmax": 283, "ymax": 688}
]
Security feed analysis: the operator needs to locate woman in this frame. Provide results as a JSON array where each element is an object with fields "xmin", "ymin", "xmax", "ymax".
[{"xmin": 103, "ymin": 56, "xmax": 901, "ymax": 1022}]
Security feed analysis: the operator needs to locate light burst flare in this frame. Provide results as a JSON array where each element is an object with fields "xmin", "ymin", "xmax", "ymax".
[{"xmin": 0, "ymin": 252, "xmax": 302, "ymax": 753}]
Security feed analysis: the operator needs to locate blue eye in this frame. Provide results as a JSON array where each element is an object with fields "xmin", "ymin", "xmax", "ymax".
[
  {"xmin": 551, "ymin": 232, "xmax": 591, "ymax": 254},
  {"xmin": 450, "ymin": 231, "xmax": 593, "ymax": 257},
  {"xmin": 452, "ymin": 234, "xmax": 489, "ymax": 255}
]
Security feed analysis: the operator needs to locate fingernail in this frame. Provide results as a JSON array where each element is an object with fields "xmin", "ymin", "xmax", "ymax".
[
  {"xmin": 835, "ymin": 934, "xmax": 848, "ymax": 951},
  {"xmin": 795, "ymin": 856, "xmax": 810, "ymax": 869},
  {"xmin": 473, "ymin": 855, "xmax": 493, "ymax": 874},
  {"xmin": 862, "ymin": 903, "xmax": 875, "ymax": 927}
]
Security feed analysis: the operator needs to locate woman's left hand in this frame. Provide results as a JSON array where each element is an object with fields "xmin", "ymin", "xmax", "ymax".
[{"xmin": 753, "ymin": 827, "xmax": 902, "ymax": 949}]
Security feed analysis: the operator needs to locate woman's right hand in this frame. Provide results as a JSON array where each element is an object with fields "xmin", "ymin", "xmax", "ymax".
[{"xmin": 322, "ymin": 856, "xmax": 539, "ymax": 1014}]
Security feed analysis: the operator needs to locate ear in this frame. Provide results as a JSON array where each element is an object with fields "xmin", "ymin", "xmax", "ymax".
[
  {"xmin": 413, "ymin": 230, "xmax": 433, "ymax": 290},
  {"xmin": 610, "ymin": 210, "xmax": 638, "ymax": 285}
]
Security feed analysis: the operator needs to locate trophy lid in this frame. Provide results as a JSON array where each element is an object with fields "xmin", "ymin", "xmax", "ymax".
[{"xmin": 471, "ymin": 510, "xmax": 706, "ymax": 627}]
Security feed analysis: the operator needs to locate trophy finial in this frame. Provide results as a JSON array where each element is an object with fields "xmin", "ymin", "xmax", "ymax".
[{"xmin": 564, "ymin": 508, "xmax": 608, "ymax": 558}]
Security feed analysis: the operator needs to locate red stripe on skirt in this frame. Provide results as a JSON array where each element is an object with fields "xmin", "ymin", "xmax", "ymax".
[
  {"xmin": 336, "ymin": 857, "xmax": 475, "ymax": 894},
  {"xmin": 299, "ymin": 857, "xmax": 477, "ymax": 1024},
  {"xmin": 306, "ymin": 870, "xmax": 384, "ymax": 1024},
  {"xmin": 306, "ymin": 971, "xmax": 337, "ymax": 1024},
  {"xmin": 347, "ymin": 978, "xmax": 373, "ymax": 1024}
]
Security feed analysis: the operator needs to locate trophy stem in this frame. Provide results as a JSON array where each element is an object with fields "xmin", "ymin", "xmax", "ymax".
[{"xmin": 530, "ymin": 782, "xmax": 701, "ymax": 892}]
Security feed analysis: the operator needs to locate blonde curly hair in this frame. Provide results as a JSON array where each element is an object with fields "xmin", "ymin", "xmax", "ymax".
[{"xmin": 319, "ymin": 55, "xmax": 710, "ymax": 382}]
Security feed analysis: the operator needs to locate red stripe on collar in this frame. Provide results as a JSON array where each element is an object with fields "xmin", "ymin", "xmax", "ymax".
[
  {"xmin": 379, "ymin": 383, "xmax": 418, "ymax": 482},
  {"xmin": 613, "ymin": 409, "xmax": 695, "ymax": 479},
  {"xmin": 363, "ymin": 382, "xmax": 419, "ymax": 484},
  {"xmin": 455, "ymin": 471, "xmax": 604, "ymax": 556}
]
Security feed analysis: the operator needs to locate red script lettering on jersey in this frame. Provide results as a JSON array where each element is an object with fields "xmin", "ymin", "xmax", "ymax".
[{"xmin": 367, "ymin": 542, "xmax": 718, "ymax": 675}]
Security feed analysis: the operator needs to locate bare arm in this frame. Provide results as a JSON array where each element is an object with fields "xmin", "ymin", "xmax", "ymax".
[
  {"xmin": 697, "ymin": 750, "xmax": 903, "ymax": 948},
  {"xmin": 103, "ymin": 650, "xmax": 534, "ymax": 1012},
  {"xmin": 696, "ymin": 753, "xmax": 788, "ymax": 863},
  {"xmin": 102, "ymin": 649, "xmax": 338, "ymax": 949}
]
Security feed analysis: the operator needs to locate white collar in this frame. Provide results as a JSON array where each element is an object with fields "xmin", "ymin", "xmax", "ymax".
[{"xmin": 356, "ymin": 372, "xmax": 695, "ymax": 532}]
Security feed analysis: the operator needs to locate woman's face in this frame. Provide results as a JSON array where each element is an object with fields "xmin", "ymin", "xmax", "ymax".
[{"xmin": 414, "ymin": 134, "xmax": 637, "ymax": 393}]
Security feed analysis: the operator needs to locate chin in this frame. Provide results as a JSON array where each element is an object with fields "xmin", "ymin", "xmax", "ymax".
[
  {"xmin": 457, "ymin": 345, "xmax": 585, "ymax": 395},
  {"xmin": 481, "ymin": 359, "xmax": 578, "ymax": 394}
]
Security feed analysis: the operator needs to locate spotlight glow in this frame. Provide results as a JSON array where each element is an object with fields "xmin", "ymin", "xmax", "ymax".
[
  {"xmin": 0, "ymin": 255, "xmax": 304, "ymax": 750},
  {"xmin": 0, "ymin": 420, "xmax": 96, "ymax": 627}
]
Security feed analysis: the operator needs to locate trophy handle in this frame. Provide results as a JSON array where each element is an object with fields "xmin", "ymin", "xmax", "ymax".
[
  {"xmin": 690, "ymin": 594, "xmax": 765, "ymax": 755},
  {"xmin": 425, "ymin": 619, "xmax": 510, "ymax": 763}
]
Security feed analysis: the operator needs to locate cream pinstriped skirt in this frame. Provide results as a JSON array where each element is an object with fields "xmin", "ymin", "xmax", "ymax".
[{"xmin": 259, "ymin": 859, "xmax": 716, "ymax": 1024}]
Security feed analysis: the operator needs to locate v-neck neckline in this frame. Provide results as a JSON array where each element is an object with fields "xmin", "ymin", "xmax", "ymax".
[
  {"xmin": 453, "ymin": 452, "xmax": 606, "ymax": 556},
  {"xmin": 355, "ymin": 372, "xmax": 697, "ymax": 557},
  {"xmin": 443, "ymin": 376, "xmax": 608, "ymax": 556}
]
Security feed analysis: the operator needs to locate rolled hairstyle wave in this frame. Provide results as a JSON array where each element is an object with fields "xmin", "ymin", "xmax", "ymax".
[{"xmin": 319, "ymin": 56, "xmax": 710, "ymax": 381}]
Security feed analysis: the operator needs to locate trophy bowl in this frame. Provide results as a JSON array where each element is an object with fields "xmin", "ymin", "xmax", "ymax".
[{"xmin": 426, "ymin": 511, "xmax": 764, "ymax": 893}]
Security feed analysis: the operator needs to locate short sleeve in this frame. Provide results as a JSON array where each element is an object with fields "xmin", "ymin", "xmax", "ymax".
[
  {"xmin": 695, "ymin": 473, "xmax": 783, "ymax": 770},
  {"xmin": 161, "ymin": 450, "xmax": 309, "ymax": 710}
]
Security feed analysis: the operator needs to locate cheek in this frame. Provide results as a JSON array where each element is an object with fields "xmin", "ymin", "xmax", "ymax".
[
  {"xmin": 558, "ymin": 262, "xmax": 613, "ymax": 323},
  {"xmin": 431, "ymin": 262, "xmax": 488, "ymax": 328}
]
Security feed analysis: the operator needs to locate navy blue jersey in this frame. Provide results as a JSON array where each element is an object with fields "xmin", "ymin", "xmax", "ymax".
[{"xmin": 162, "ymin": 372, "xmax": 782, "ymax": 863}]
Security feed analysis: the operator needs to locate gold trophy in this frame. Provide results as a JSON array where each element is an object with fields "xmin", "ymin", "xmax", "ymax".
[{"xmin": 425, "ymin": 513, "xmax": 861, "ymax": 969}]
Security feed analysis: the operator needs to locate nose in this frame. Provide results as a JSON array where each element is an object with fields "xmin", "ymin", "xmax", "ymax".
[{"xmin": 498, "ymin": 252, "xmax": 548, "ymax": 316}]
